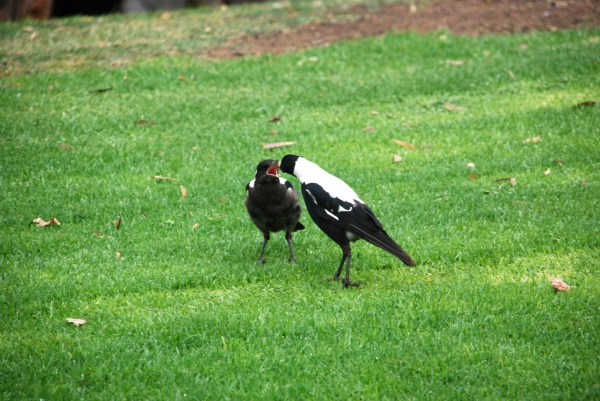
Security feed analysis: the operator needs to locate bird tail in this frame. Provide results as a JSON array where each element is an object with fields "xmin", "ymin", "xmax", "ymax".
[{"xmin": 349, "ymin": 224, "xmax": 416, "ymax": 266}]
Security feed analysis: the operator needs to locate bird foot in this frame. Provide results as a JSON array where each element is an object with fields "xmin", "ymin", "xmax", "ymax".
[
  {"xmin": 342, "ymin": 279, "xmax": 361, "ymax": 288},
  {"xmin": 328, "ymin": 276, "xmax": 340, "ymax": 282},
  {"xmin": 256, "ymin": 257, "xmax": 266, "ymax": 264},
  {"xmin": 288, "ymin": 257, "xmax": 297, "ymax": 264}
]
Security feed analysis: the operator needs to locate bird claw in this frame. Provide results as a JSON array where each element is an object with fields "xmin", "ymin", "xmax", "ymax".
[
  {"xmin": 328, "ymin": 276, "xmax": 341, "ymax": 282},
  {"xmin": 288, "ymin": 257, "xmax": 297, "ymax": 264},
  {"xmin": 256, "ymin": 258, "xmax": 266, "ymax": 264},
  {"xmin": 342, "ymin": 279, "xmax": 361, "ymax": 288}
]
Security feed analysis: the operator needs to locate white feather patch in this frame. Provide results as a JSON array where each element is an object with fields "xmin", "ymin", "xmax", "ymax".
[
  {"xmin": 248, "ymin": 179, "xmax": 255, "ymax": 189},
  {"xmin": 305, "ymin": 189, "xmax": 318, "ymax": 204},
  {"xmin": 325, "ymin": 209, "xmax": 339, "ymax": 220}
]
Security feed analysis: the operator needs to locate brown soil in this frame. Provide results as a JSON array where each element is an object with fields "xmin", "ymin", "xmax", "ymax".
[{"xmin": 205, "ymin": 0, "xmax": 600, "ymax": 58}]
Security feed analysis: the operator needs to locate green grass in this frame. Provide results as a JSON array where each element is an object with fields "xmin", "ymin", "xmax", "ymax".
[{"xmin": 1, "ymin": 11, "xmax": 600, "ymax": 400}]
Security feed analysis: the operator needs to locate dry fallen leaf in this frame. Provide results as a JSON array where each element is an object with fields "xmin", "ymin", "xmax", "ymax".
[
  {"xmin": 113, "ymin": 216, "xmax": 122, "ymax": 230},
  {"xmin": 469, "ymin": 172, "xmax": 477, "ymax": 180},
  {"xmin": 467, "ymin": 162, "xmax": 475, "ymax": 169},
  {"xmin": 58, "ymin": 143, "xmax": 73, "ymax": 149},
  {"xmin": 363, "ymin": 126, "xmax": 375, "ymax": 132},
  {"xmin": 261, "ymin": 141, "xmax": 296, "ymax": 150},
  {"xmin": 520, "ymin": 43, "xmax": 529, "ymax": 50},
  {"xmin": 159, "ymin": 10, "xmax": 170, "ymax": 19},
  {"xmin": 553, "ymin": 159, "xmax": 564, "ymax": 165},
  {"xmin": 523, "ymin": 136, "xmax": 542, "ymax": 143},
  {"xmin": 391, "ymin": 139, "xmax": 416, "ymax": 150},
  {"xmin": 582, "ymin": 179, "xmax": 588, "ymax": 186},
  {"xmin": 180, "ymin": 185, "xmax": 188, "ymax": 199},
  {"xmin": 551, "ymin": 278, "xmax": 574, "ymax": 291},
  {"xmin": 115, "ymin": 251, "xmax": 121, "ymax": 260},
  {"xmin": 268, "ymin": 116, "xmax": 281, "ymax": 122},
  {"xmin": 444, "ymin": 103, "xmax": 468, "ymax": 112},
  {"xmin": 150, "ymin": 175, "xmax": 179, "ymax": 181},
  {"xmin": 483, "ymin": 51, "xmax": 491, "ymax": 56},
  {"xmin": 66, "ymin": 318, "xmax": 86, "ymax": 327},
  {"xmin": 446, "ymin": 60, "xmax": 466, "ymax": 66},
  {"xmin": 192, "ymin": 223, "xmax": 200, "ymax": 230},
  {"xmin": 370, "ymin": 110, "xmax": 379, "ymax": 115},
  {"xmin": 576, "ymin": 101, "xmax": 598, "ymax": 108},
  {"xmin": 23, "ymin": 26, "xmax": 34, "ymax": 32},
  {"xmin": 510, "ymin": 177, "xmax": 517, "ymax": 187},
  {"xmin": 33, "ymin": 217, "xmax": 61, "ymax": 227},
  {"xmin": 88, "ymin": 87, "xmax": 113, "ymax": 94},
  {"xmin": 135, "ymin": 120, "xmax": 155, "ymax": 126},
  {"xmin": 544, "ymin": 168, "xmax": 551, "ymax": 175},
  {"xmin": 508, "ymin": 70, "xmax": 515, "ymax": 80},
  {"xmin": 393, "ymin": 154, "xmax": 402, "ymax": 163},
  {"xmin": 178, "ymin": 75, "xmax": 188, "ymax": 82}
]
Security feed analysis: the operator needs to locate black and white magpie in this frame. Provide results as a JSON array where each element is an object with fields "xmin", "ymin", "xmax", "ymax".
[
  {"xmin": 245, "ymin": 159, "xmax": 305, "ymax": 264},
  {"xmin": 280, "ymin": 154, "xmax": 415, "ymax": 287}
]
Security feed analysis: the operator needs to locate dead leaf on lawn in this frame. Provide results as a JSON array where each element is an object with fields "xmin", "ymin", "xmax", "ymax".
[
  {"xmin": 88, "ymin": 87, "xmax": 113, "ymax": 94},
  {"xmin": 135, "ymin": 120, "xmax": 155, "ymax": 126},
  {"xmin": 113, "ymin": 216, "xmax": 122, "ymax": 230},
  {"xmin": 576, "ymin": 101, "xmax": 597, "ymax": 108},
  {"xmin": 553, "ymin": 159, "xmax": 564, "ymax": 165},
  {"xmin": 58, "ymin": 143, "xmax": 73, "ymax": 149},
  {"xmin": 150, "ymin": 175, "xmax": 179, "ymax": 181},
  {"xmin": 520, "ymin": 43, "xmax": 529, "ymax": 50},
  {"xmin": 66, "ymin": 318, "xmax": 86, "ymax": 327},
  {"xmin": 551, "ymin": 278, "xmax": 574, "ymax": 292},
  {"xmin": 393, "ymin": 154, "xmax": 402, "ymax": 163},
  {"xmin": 467, "ymin": 162, "xmax": 475, "ymax": 169},
  {"xmin": 192, "ymin": 223, "xmax": 200, "ymax": 230},
  {"xmin": 391, "ymin": 139, "xmax": 416, "ymax": 150},
  {"xmin": 180, "ymin": 185, "xmax": 188, "ymax": 199},
  {"xmin": 523, "ymin": 136, "xmax": 542, "ymax": 143},
  {"xmin": 544, "ymin": 168, "xmax": 551, "ymax": 175},
  {"xmin": 469, "ymin": 172, "xmax": 477, "ymax": 180},
  {"xmin": 115, "ymin": 251, "xmax": 121, "ymax": 260},
  {"xmin": 446, "ymin": 60, "xmax": 466, "ymax": 66},
  {"xmin": 582, "ymin": 179, "xmax": 588, "ymax": 186},
  {"xmin": 363, "ymin": 126, "xmax": 375, "ymax": 132},
  {"xmin": 178, "ymin": 75, "xmax": 188, "ymax": 82},
  {"xmin": 370, "ymin": 110, "xmax": 379, "ymax": 115},
  {"xmin": 268, "ymin": 116, "xmax": 281, "ymax": 122},
  {"xmin": 444, "ymin": 103, "xmax": 468, "ymax": 112},
  {"xmin": 33, "ymin": 217, "xmax": 61, "ymax": 227},
  {"xmin": 261, "ymin": 141, "xmax": 296, "ymax": 150},
  {"xmin": 510, "ymin": 177, "xmax": 517, "ymax": 186},
  {"xmin": 22, "ymin": 26, "xmax": 34, "ymax": 32},
  {"xmin": 159, "ymin": 10, "xmax": 170, "ymax": 19},
  {"xmin": 508, "ymin": 70, "xmax": 515, "ymax": 80}
]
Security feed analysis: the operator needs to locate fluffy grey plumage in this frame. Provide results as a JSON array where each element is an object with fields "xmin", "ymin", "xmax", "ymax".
[{"xmin": 245, "ymin": 159, "xmax": 304, "ymax": 264}]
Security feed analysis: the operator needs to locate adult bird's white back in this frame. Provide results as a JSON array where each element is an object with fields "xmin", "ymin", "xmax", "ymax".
[{"xmin": 280, "ymin": 154, "xmax": 415, "ymax": 287}]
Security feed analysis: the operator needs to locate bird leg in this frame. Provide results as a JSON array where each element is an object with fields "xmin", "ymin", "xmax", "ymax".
[
  {"xmin": 342, "ymin": 252, "xmax": 361, "ymax": 288},
  {"xmin": 330, "ymin": 245, "xmax": 360, "ymax": 287},
  {"xmin": 257, "ymin": 233, "xmax": 270, "ymax": 264},
  {"xmin": 285, "ymin": 232, "xmax": 297, "ymax": 264}
]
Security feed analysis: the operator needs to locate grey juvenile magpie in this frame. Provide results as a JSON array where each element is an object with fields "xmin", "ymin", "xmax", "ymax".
[
  {"xmin": 245, "ymin": 159, "xmax": 304, "ymax": 264},
  {"xmin": 280, "ymin": 154, "xmax": 415, "ymax": 287}
]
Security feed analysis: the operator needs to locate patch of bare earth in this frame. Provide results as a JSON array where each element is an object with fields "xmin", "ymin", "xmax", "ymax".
[{"xmin": 205, "ymin": 0, "xmax": 600, "ymax": 58}]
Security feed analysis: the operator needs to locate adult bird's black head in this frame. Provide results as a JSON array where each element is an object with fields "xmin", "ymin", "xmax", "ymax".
[
  {"xmin": 245, "ymin": 159, "xmax": 304, "ymax": 264},
  {"xmin": 280, "ymin": 154, "xmax": 415, "ymax": 288}
]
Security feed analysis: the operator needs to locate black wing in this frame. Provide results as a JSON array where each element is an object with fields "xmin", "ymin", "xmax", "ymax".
[{"xmin": 302, "ymin": 182, "xmax": 415, "ymax": 266}]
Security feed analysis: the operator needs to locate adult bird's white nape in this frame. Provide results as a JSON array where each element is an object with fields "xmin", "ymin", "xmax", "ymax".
[
  {"xmin": 280, "ymin": 154, "xmax": 415, "ymax": 288},
  {"xmin": 245, "ymin": 159, "xmax": 305, "ymax": 264}
]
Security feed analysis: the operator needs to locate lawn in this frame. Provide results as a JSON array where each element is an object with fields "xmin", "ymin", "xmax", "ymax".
[{"xmin": 1, "ymin": 5, "xmax": 599, "ymax": 400}]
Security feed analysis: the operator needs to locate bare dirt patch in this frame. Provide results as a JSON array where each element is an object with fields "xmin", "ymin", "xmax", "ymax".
[{"xmin": 205, "ymin": 0, "xmax": 600, "ymax": 58}]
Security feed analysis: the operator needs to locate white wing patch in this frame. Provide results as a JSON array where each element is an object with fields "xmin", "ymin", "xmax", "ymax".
[
  {"xmin": 325, "ymin": 209, "xmax": 339, "ymax": 220},
  {"xmin": 279, "ymin": 177, "xmax": 291, "ymax": 190},
  {"xmin": 248, "ymin": 179, "xmax": 255, "ymax": 189},
  {"xmin": 338, "ymin": 205, "xmax": 353, "ymax": 213},
  {"xmin": 305, "ymin": 189, "xmax": 318, "ymax": 204}
]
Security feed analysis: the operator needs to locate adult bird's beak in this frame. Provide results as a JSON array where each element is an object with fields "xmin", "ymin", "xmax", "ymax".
[{"xmin": 266, "ymin": 160, "xmax": 280, "ymax": 177}]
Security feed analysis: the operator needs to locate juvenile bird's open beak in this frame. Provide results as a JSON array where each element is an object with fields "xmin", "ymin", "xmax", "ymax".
[{"xmin": 266, "ymin": 160, "xmax": 280, "ymax": 177}]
